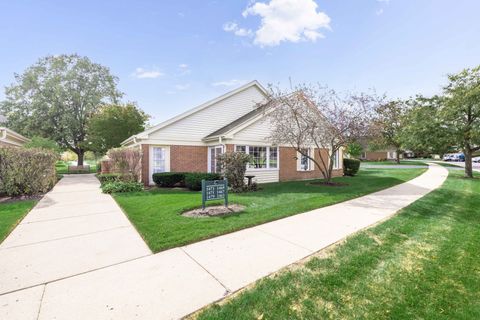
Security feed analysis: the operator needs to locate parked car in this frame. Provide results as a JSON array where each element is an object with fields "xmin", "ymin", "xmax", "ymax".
[
  {"xmin": 473, "ymin": 156, "xmax": 480, "ymax": 163},
  {"xmin": 451, "ymin": 153, "xmax": 465, "ymax": 162},
  {"xmin": 443, "ymin": 154, "xmax": 453, "ymax": 161}
]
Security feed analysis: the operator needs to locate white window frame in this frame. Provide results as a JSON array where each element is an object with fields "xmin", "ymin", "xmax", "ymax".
[
  {"xmin": 208, "ymin": 145, "xmax": 224, "ymax": 173},
  {"xmin": 332, "ymin": 149, "xmax": 341, "ymax": 169},
  {"xmin": 234, "ymin": 145, "xmax": 279, "ymax": 170},
  {"xmin": 297, "ymin": 148, "xmax": 314, "ymax": 171},
  {"xmin": 149, "ymin": 145, "xmax": 170, "ymax": 185}
]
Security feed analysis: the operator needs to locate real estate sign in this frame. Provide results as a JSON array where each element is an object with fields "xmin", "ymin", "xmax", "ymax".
[{"xmin": 202, "ymin": 179, "xmax": 228, "ymax": 209}]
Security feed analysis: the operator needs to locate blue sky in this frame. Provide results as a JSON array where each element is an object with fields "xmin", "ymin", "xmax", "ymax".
[{"xmin": 1, "ymin": 0, "xmax": 479, "ymax": 123}]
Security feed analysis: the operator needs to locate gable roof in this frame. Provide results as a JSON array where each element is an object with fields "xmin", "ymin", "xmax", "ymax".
[
  {"xmin": 204, "ymin": 105, "xmax": 266, "ymax": 140},
  {"xmin": 122, "ymin": 80, "xmax": 268, "ymax": 145}
]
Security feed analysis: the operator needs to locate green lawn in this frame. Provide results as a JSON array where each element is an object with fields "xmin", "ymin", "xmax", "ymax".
[
  {"xmin": 362, "ymin": 160, "xmax": 428, "ymax": 166},
  {"xmin": 55, "ymin": 160, "xmax": 98, "ymax": 174},
  {"xmin": 114, "ymin": 168, "xmax": 425, "ymax": 253},
  {"xmin": 0, "ymin": 200, "xmax": 37, "ymax": 243},
  {"xmin": 195, "ymin": 170, "xmax": 480, "ymax": 320}
]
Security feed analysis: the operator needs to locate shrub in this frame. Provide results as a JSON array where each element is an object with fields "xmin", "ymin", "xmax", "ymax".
[
  {"xmin": 217, "ymin": 152, "xmax": 251, "ymax": 192},
  {"xmin": 101, "ymin": 181, "xmax": 143, "ymax": 193},
  {"xmin": 107, "ymin": 147, "xmax": 142, "ymax": 182},
  {"xmin": 97, "ymin": 173, "xmax": 122, "ymax": 185},
  {"xmin": 0, "ymin": 147, "xmax": 58, "ymax": 196},
  {"xmin": 24, "ymin": 136, "xmax": 62, "ymax": 155},
  {"xmin": 152, "ymin": 172, "xmax": 186, "ymax": 187},
  {"xmin": 343, "ymin": 158, "xmax": 361, "ymax": 176},
  {"xmin": 184, "ymin": 172, "xmax": 222, "ymax": 191}
]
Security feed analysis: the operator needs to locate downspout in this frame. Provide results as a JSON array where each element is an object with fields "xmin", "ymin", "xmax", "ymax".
[{"xmin": 0, "ymin": 129, "xmax": 6, "ymax": 141}]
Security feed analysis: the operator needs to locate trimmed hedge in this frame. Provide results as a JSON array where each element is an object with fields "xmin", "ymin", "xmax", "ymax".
[
  {"xmin": 101, "ymin": 181, "xmax": 143, "ymax": 193},
  {"xmin": 343, "ymin": 158, "xmax": 361, "ymax": 176},
  {"xmin": 97, "ymin": 173, "xmax": 122, "ymax": 185},
  {"xmin": 0, "ymin": 147, "xmax": 57, "ymax": 196},
  {"xmin": 184, "ymin": 172, "xmax": 222, "ymax": 191},
  {"xmin": 152, "ymin": 172, "xmax": 186, "ymax": 187}
]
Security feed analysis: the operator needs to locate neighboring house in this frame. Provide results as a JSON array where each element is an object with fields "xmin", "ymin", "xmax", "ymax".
[
  {"xmin": 0, "ymin": 127, "xmax": 30, "ymax": 147},
  {"xmin": 360, "ymin": 149, "xmax": 403, "ymax": 161},
  {"xmin": 122, "ymin": 81, "xmax": 343, "ymax": 185}
]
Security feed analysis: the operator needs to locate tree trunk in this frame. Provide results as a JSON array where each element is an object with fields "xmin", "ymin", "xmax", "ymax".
[
  {"xmin": 464, "ymin": 147, "xmax": 473, "ymax": 178},
  {"xmin": 77, "ymin": 149, "xmax": 85, "ymax": 166},
  {"xmin": 396, "ymin": 149, "xmax": 401, "ymax": 164}
]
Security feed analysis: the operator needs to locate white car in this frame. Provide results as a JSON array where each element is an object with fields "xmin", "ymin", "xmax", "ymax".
[
  {"xmin": 443, "ymin": 154, "xmax": 453, "ymax": 161},
  {"xmin": 473, "ymin": 156, "xmax": 480, "ymax": 163}
]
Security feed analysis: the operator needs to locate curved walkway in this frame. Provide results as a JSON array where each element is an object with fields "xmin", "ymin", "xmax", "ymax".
[{"xmin": 0, "ymin": 164, "xmax": 448, "ymax": 320}]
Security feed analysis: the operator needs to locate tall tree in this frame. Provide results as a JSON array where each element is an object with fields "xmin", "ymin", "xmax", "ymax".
[
  {"xmin": 0, "ymin": 54, "xmax": 122, "ymax": 165},
  {"xmin": 441, "ymin": 66, "xmax": 480, "ymax": 178},
  {"xmin": 86, "ymin": 103, "xmax": 150, "ymax": 155},
  {"xmin": 266, "ymin": 84, "xmax": 379, "ymax": 183},
  {"xmin": 400, "ymin": 96, "xmax": 454, "ymax": 157},
  {"xmin": 371, "ymin": 100, "xmax": 408, "ymax": 163}
]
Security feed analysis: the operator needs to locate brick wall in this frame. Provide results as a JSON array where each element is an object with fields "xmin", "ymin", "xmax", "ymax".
[
  {"xmin": 225, "ymin": 144, "xmax": 234, "ymax": 152},
  {"xmin": 363, "ymin": 151, "xmax": 388, "ymax": 161},
  {"xmin": 279, "ymin": 147, "xmax": 343, "ymax": 181},
  {"xmin": 170, "ymin": 145, "xmax": 208, "ymax": 172}
]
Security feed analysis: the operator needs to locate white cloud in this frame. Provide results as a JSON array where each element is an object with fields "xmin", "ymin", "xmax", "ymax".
[
  {"xmin": 376, "ymin": 8, "xmax": 384, "ymax": 15},
  {"xmin": 174, "ymin": 84, "xmax": 190, "ymax": 91},
  {"xmin": 178, "ymin": 63, "xmax": 191, "ymax": 75},
  {"xmin": 227, "ymin": 0, "xmax": 331, "ymax": 47},
  {"xmin": 377, "ymin": 0, "xmax": 390, "ymax": 3},
  {"xmin": 223, "ymin": 22, "xmax": 253, "ymax": 37},
  {"xmin": 212, "ymin": 79, "xmax": 247, "ymax": 87},
  {"xmin": 131, "ymin": 67, "xmax": 164, "ymax": 79}
]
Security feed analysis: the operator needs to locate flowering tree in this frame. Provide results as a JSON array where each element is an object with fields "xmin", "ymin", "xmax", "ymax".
[
  {"xmin": 265, "ymin": 84, "xmax": 379, "ymax": 183},
  {"xmin": 107, "ymin": 147, "xmax": 142, "ymax": 181}
]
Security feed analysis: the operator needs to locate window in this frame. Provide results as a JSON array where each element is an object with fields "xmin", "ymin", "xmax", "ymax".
[
  {"xmin": 152, "ymin": 147, "xmax": 166, "ymax": 173},
  {"xmin": 299, "ymin": 148, "xmax": 311, "ymax": 171},
  {"xmin": 332, "ymin": 149, "xmax": 341, "ymax": 169},
  {"xmin": 269, "ymin": 147, "xmax": 278, "ymax": 169},
  {"xmin": 235, "ymin": 145, "xmax": 246, "ymax": 153},
  {"xmin": 209, "ymin": 146, "xmax": 224, "ymax": 173},
  {"xmin": 249, "ymin": 146, "xmax": 267, "ymax": 169},
  {"xmin": 235, "ymin": 145, "xmax": 278, "ymax": 170}
]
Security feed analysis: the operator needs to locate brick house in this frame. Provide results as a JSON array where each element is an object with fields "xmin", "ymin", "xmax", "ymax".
[{"xmin": 122, "ymin": 81, "xmax": 343, "ymax": 185}]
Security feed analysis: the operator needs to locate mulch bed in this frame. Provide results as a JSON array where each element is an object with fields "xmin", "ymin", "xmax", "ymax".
[{"xmin": 182, "ymin": 204, "xmax": 245, "ymax": 218}]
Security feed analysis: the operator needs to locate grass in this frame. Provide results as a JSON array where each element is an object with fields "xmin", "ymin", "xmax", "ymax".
[
  {"xmin": 0, "ymin": 200, "xmax": 37, "ymax": 243},
  {"xmin": 114, "ymin": 168, "xmax": 425, "ymax": 253},
  {"xmin": 194, "ymin": 170, "xmax": 480, "ymax": 320},
  {"xmin": 361, "ymin": 160, "xmax": 428, "ymax": 166},
  {"xmin": 55, "ymin": 160, "xmax": 98, "ymax": 174}
]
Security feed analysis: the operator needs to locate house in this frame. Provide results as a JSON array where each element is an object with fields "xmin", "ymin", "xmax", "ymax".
[
  {"xmin": 0, "ymin": 126, "xmax": 30, "ymax": 147},
  {"xmin": 360, "ymin": 149, "xmax": 402, "ymax": 161},
  {"xmin": 122, "ymin": 81, "xmax": 343, "ymax": 185}
]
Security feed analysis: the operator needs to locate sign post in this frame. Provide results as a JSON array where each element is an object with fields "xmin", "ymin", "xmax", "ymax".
[{"xmin": 202, "ymin": 179, "xmax": 228, "ymax": 210}]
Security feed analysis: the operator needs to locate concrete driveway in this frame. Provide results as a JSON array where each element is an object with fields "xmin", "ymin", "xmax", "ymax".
[{"xmin": 0, "ymin": 165, "xmax": 448, "ymax": 320}]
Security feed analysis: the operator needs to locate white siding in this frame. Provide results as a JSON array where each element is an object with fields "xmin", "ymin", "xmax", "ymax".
[
  {"xmin": 232, "ymin": 117, "xmax": 272, "ymax": 145},
  {"xmin": 245, "ymin": 169, "xmax": 279, "ymax": 183},
  {"xmin": 148, "ymin": 86, "xmax": 266, "ymax": 142}
]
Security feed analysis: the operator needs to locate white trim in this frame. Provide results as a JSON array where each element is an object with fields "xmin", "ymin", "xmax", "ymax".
[
  {"xmin": 207, "ymin": 145, "xmax": 224, "ymax": 173},
  {"xmin": 149, "ymin": 145, "xmax": 170, "ymax": 185},
  {"xmin": 234, "ymin": 144, "xmax": 279, "ymax": 171},
  {"xmin": 122, "ymin": 81, "xmax": 268, "ymax": 145},
  {"xmin": 0, "ymin": 127, "xmax": 30, "ymax": 146},
  {"xmin": 297, "ymin": 148, "xmax": 314, "ymax": 171}
]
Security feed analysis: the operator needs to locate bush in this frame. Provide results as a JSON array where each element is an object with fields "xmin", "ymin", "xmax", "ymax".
[
  {"xmin": 152, "ymin": 172, "xmax": 186, "ymax": 187},
  {"xmin": 184, "ymin": 172, "xmax": 222, "ymax": 191},
  {"xmin": 0, "ymin": 147, "xmax": 58, "ymax": 196},
  {"xmin": 343, "ymin": 158, "xmax": 361, "ymax": 176},
  {"xmin": 107, "ymin": 147, "xmax": 142, "ymax": 182},
  {"xmin": 24, "ymin": 136, "xmax": 62, "ymax": 155},
  {"xmin": 97, "ymin": 173, "xmax": 122, "ymax": 185},
  {"xmin": 217, "ymin": 152, "xmax": 251, "ymax": 192},
  {"xmin": 101, "ymin": 181, "xmax": 143, "ymax": 193}
]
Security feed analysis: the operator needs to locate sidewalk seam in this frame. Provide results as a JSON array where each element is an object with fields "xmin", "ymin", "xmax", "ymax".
[{"xmin": 180, "ymin": 247, "xmax": 231, "ymax": 295}]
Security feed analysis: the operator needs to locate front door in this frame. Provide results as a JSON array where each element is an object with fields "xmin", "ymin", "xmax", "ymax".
[{"xmin": 208, "ymin": 146, "xmax": 224, "ymax": 173}]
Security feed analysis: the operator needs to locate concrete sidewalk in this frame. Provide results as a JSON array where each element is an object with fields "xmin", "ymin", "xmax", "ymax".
[{"xmin": 0, "ymin": 165, "xmax": 448, "ymax": 320}]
